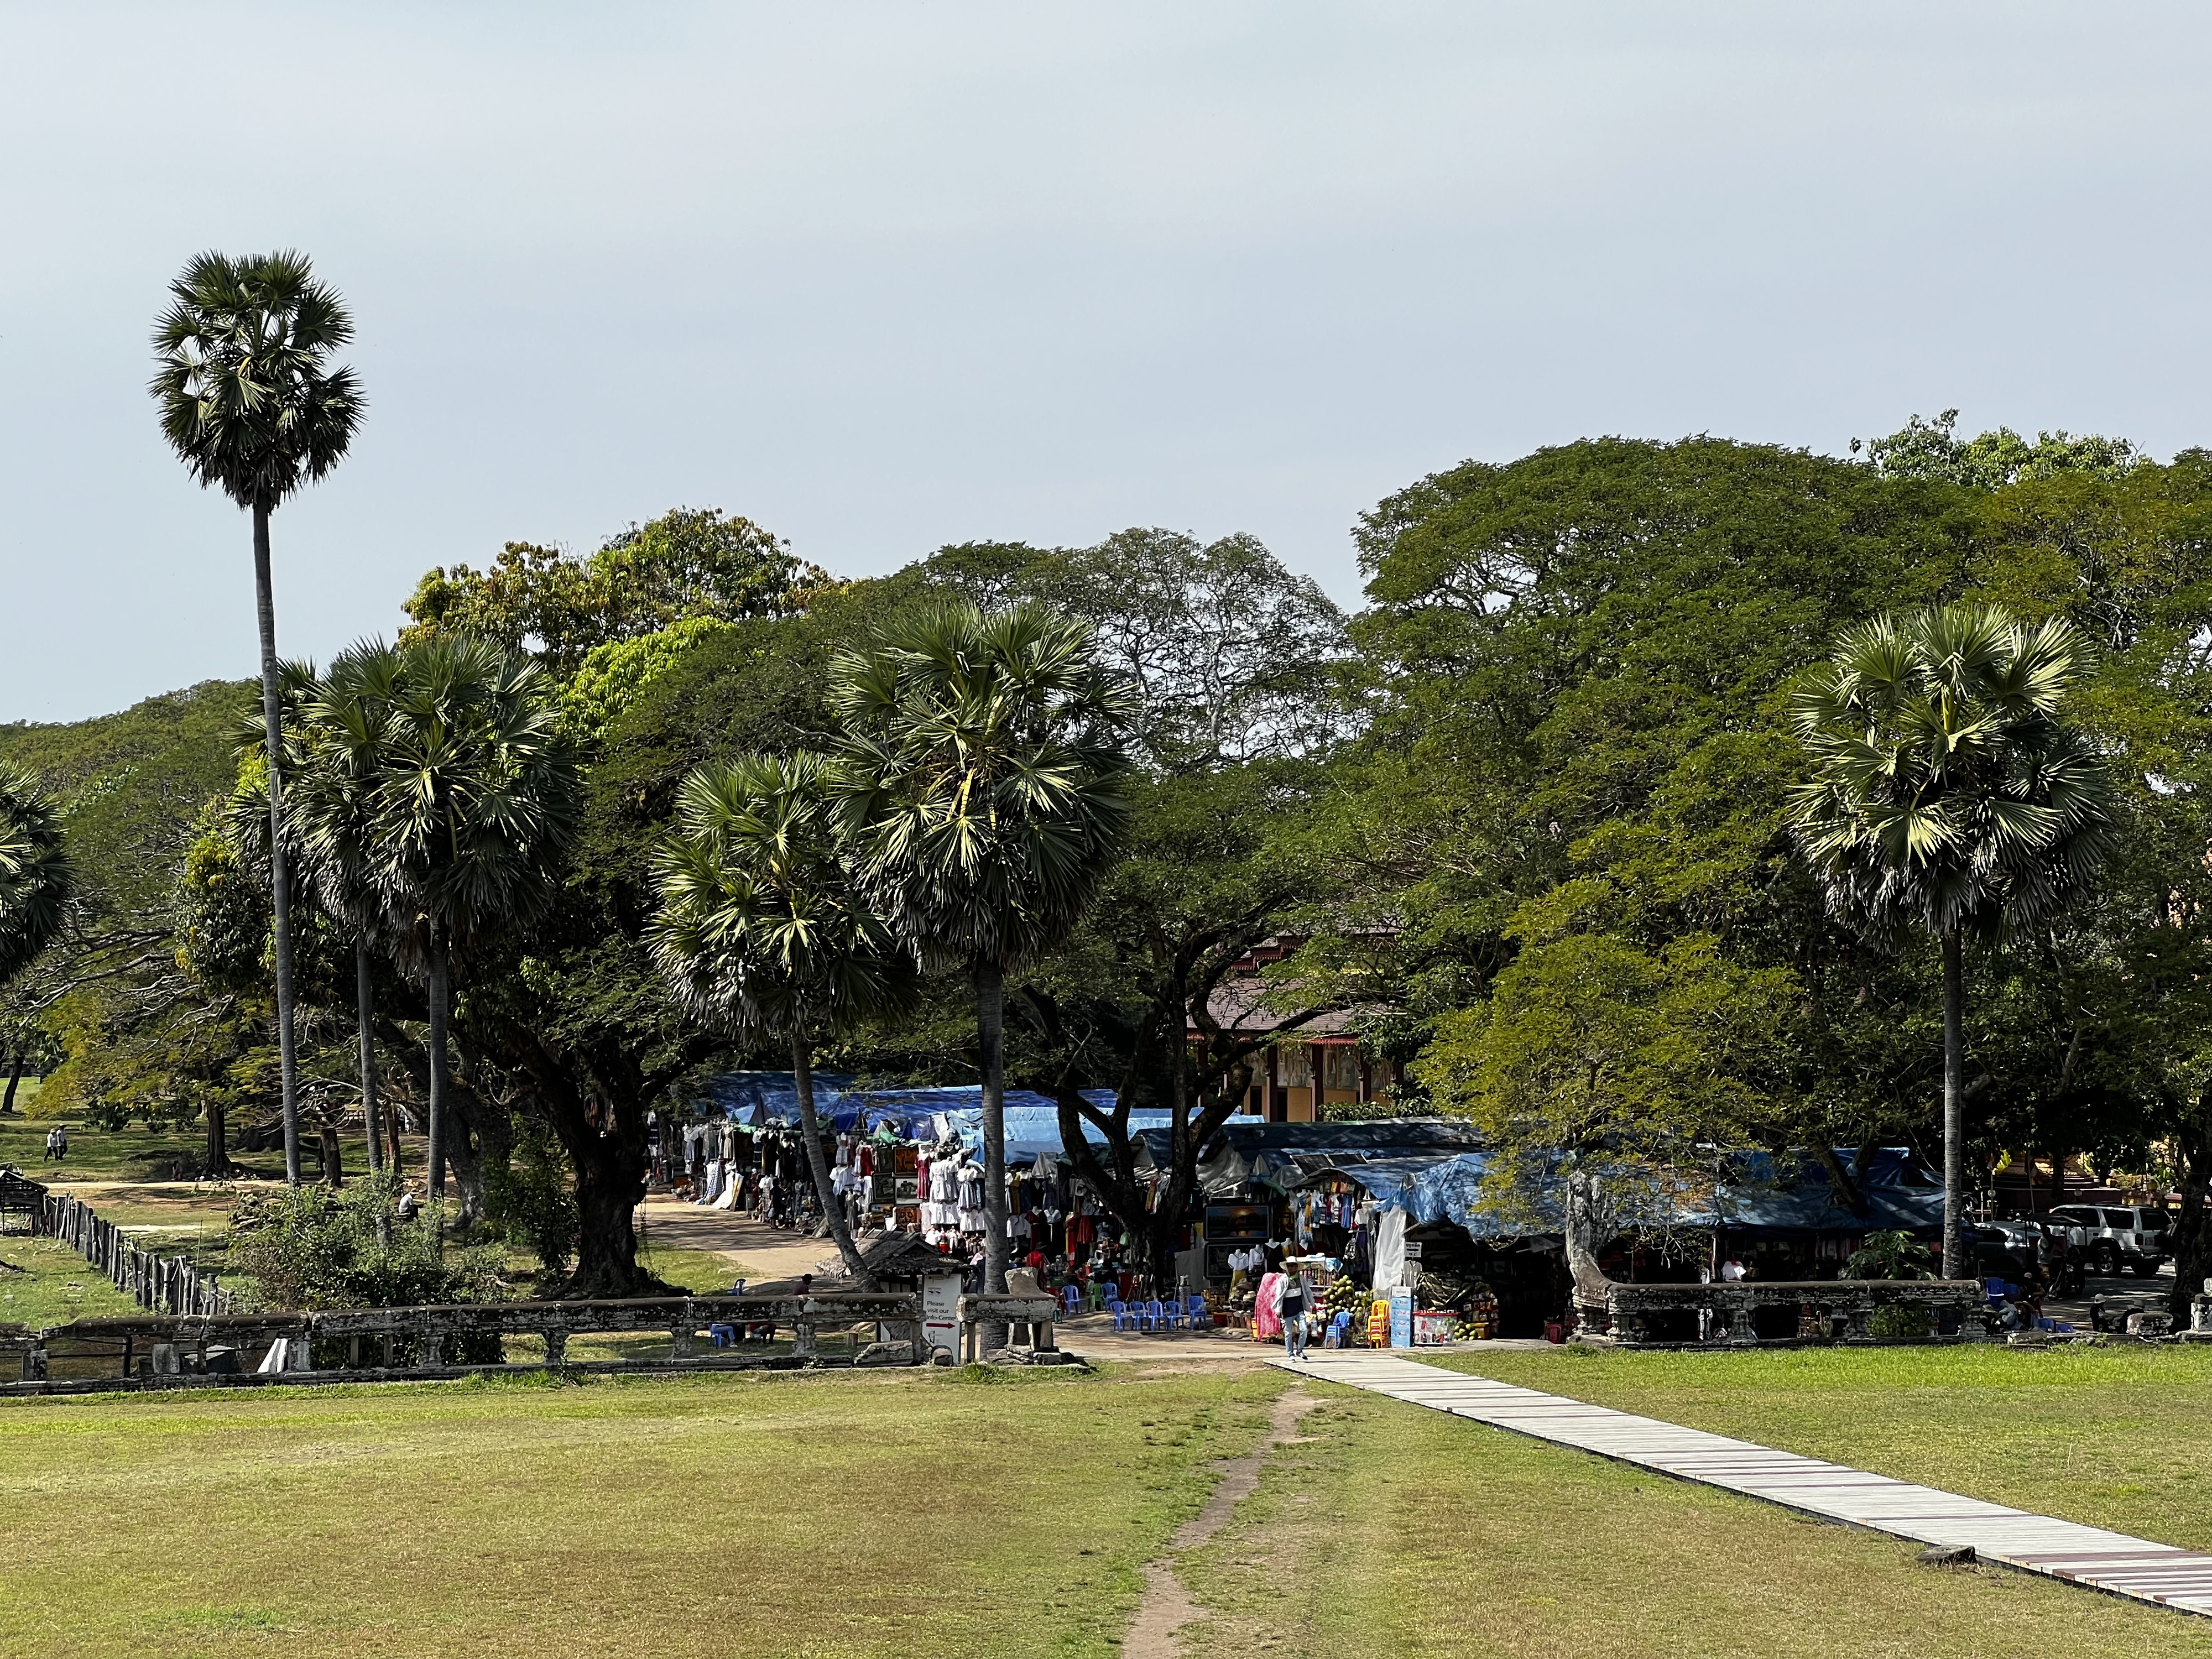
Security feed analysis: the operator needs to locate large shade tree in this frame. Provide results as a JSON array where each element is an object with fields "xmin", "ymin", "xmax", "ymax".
[
  {"xmin": 349, "ymin": 636, "xmax": 581, "ymax": 1206},
  {"xmin": 1789, "ymin": 602, "xmax": 2114, "ymax": 1276},
  {"xmin": 152, "ymin": 251, "xmax": 363, "ymax": 1185},
  {"xmin": 832, "ymin": 603, "xmax": 1131, "ymax": 1305},
  {"xmin": 651, "ymin": 753, "xmax": 915, "ymax": 1284}
]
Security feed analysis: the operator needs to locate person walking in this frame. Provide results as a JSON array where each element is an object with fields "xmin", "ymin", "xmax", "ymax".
[{"xmin": 1280, "ymin": 1269, "xmax": 1310, "ymax": 1360}]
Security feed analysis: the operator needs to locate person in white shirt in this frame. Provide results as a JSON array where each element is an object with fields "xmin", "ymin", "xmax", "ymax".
[{"xmin": 1719, "ymin": 1255, "xmax": 1746, "ymax": 1282}]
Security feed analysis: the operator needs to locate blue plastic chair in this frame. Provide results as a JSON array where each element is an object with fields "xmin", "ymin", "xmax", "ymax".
[
  {"xmin": 1186, "ymin": 1295, "xmax": 1209, "ymax": 1329},
  {"xmin": 1142, "ymin": 1298, "xmax": 1167, "ymax": 1332},
  {"xmin": 1061, "ymin": 1284, "xmax": 1083, "ymax": 1315},
  {"xmin": 1161, "ymin": 1298, "xmax": 1187, "ymax": 1332},
  {"xmin": 1108, "ymin": 1297, "xmax": 1139, "ymax": 1333},
  {"xmin": 1983, "ymin": 1277, "xmax": 2006, "ymax": 1302},
  {"xmin": 1324, "ymin": 1310, "xmax": 1352, "ymax": 1348}
]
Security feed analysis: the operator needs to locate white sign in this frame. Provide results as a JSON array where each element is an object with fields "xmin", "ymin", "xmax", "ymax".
[
  {"xmin": 1404, "ymin": 1241, "xmax": 1423, "ymax": 1259},
  {"xmin": 920, "ymin": 1272, "xmax": 961, "ymax": 1357}
]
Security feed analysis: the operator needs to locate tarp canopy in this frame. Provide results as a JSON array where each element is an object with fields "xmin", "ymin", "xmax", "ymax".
[
  {"xmin": 1135, "ymin": 1118, "xmax": 1485, "ymax": 1196},
  {"xmin": 935, "ymin": 1103, "xmax": 1174, "ymax": 1164},
  {"xmin": 1292, "ymin": 1146, "xmax": 1945, "ymax": 1243},
  {"xmin": 686, "ymin": 1072, "xmax": 1162, "ymax": 1159}
]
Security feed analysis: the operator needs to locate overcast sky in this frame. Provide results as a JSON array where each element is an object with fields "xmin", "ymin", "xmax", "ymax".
[{"xmin": 2, "ymin": 3, "xmax": 2206, "ymax": 722}]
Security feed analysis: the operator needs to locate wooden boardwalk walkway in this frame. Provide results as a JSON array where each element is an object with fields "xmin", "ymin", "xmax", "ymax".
[{"xmin": 1276, "ymin": 1349, "xmax": 2212, "ymax": 1619}]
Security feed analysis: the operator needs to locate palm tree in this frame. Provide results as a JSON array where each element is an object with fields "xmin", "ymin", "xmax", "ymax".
[
  {"xmin": 354, "ymin": 635, "xmax": 581, "ymax": 1209},
  {"xmin": 0, "ymin": 764, "xmax": 72, "ymax": 995},
  {"xmin": 1790, "ymin": 602, "xmax": 2113, "ymax": 1277},
  {"xmin": 831, "ymin": 602, "xmax": 1133, "ymax": 1306},
  {"xmin": 286, "ymin": 649, "xmax": 409, "ymax": 1180},
  {"xmin": 651, "ymin": 753, "xmax": 916, "ymax": 1285},
  {"xmin": 153, "ymin": 251, "xmax": 363, "ymax": 1186}
]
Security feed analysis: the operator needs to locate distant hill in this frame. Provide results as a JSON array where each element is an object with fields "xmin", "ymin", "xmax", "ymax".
[{"xmin": 0, "ymin": 681, "xmax": 257, "ymax": 916}]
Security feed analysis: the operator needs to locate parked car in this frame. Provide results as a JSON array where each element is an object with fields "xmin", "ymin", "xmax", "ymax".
[{"xmin": 2046, "ymin": 1203, "xmax": 2171, "ymax": 1277}]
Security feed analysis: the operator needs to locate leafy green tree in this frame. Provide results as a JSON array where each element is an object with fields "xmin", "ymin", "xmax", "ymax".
[
  {"xmin": 832, "ymin": 602, "xmax": 1133, "ymax": 1301},
  {"xmin": 652, "ymin": 753, "xmax": 916, "ymax": 1282},
  {"xmin": 349, "ymin": 637, "xmax": 582, "ymax": 1206},
  {"xmin": 402, "ymin": 507, "xmax": 823, "ymax": 677},
  {"xmin": 1789, "ymin": 603, "xmax": 2114, "ymax": 1275},
  {"xmin": 1421, "ymin": 928, "xmax": 1792, "ymax": 1310},
  {"xmin": 1857, "ymin": 409, "xmax": 2143, "ymax": 490},
  {"xmin": 152, "ymin": 251, "xmax": 363, "ymax": 1186},
  {"xmin": 926, "ymin": 529, "xmax": 1349, "ymax": 771}
]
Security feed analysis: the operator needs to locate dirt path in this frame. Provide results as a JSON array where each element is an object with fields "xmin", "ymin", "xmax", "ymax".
[
  {"xmin": 634, "ymin": 1196, "xmax": 843, "ymax": 1281},
  {"xmin": 1121, "ymin": 1386, "xmax": 1319, "ymax": 1659}
]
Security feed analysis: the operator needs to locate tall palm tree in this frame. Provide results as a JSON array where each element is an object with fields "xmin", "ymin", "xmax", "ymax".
[
  {"xmin": 286, "ymin": 649, "xmax": 408, "ymax": 1180},
  {"xmin": 354, "ymin": 635, "xmax": 581, "ymax": 1208},
  {"xmin": 831, "ymin": 602, "xmax": 1133, "ymax": 1306},
  {"xmin": 153, "ymin": 251, "xmax": 363, "ymax": 1186},
  {"xmin": 1790, "ymin": 602, "xmax": 2113, "ymax": 1277},
  {"xmin": 0, "ymin": 764, "xmax": 72, "ymax": 996},
  {"xmin": 650, "ymin": 753, "xmax": 916, "ymax": 1285}
]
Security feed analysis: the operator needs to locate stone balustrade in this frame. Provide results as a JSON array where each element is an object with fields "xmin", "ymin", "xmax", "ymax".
[{"xmin": 1594, "ymin": 1277, "xmax": 1995, "ymax": 1347}]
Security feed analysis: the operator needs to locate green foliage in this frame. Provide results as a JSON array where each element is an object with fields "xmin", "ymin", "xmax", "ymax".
[
  {"xmin": 0, "ymin": 681, "xmax": 256, "ymax": 919},
  {"xmin": 1418, "ymin": 929, "xmax": 1794, "ymax": 1224},
  {"xmin": 1859, "ymin": 409, "xmax": 2142, "ymax": 491},
  {"xmin": 482, "ymin": 1115, "xmax": 580, "ymax": 1275},
  {"xmin": 401, "ymin": 506, "xmax": 823, "ymax": 677},
  {"xmin": 651, "ymin": 753, "xmax": 917, "ymax": 1042},
  {"xmin": 832, "ymin": 601, "xmax": 1136, "ymax": 975},
  {"xmin": 150, "ymin": 249, "xmax": 363, "ymax": 513},
  {"xmin": 1788, "ymin": 602, "xmax": 2114, "ymax": 946},
  {"xmin": 1843, "ymin": 1229, "xmax": 1936, "ymax": 1280},
  {"xmin": 227, "ymin": 1175, "xmax": 508, "ymax": 1311},
  {"xmin": 562, "ymin": 615, "xmax": 736, "ymax": 744},
  {"xmin": 0, "ymin": 763, "xmax": 71, "ymax": 987}
]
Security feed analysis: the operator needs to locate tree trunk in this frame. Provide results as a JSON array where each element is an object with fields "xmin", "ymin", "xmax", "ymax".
[
  {"xmin": 205, "ymin": 1098, "xmax": 229, "ymax": 1176},
  {"xmin": 1, "ymin": 1053, "xmax": 20, "ymax": 1115},
  {"xmin": 357, "ymin": 938, "xmax": 382, "ymax": 1178},
  {"xmin": 443, "ymin": 1075, "xmax": 509, "ymax": 1232},
  {"xmin": 253, "ymin": 500, "xmax": 302, "ymax": 1187},
  {"xmin": 2169, "ymin": 1086, "xmax": 2212, "ymax": 1330},
  {"xmin": 975, "ymin": 959, "xmax": 1009, "ymax": 1350},
  {"xmin": 321, "ymin": 1121, "xmax": 343, "ymax": 1188},
  {"xmin": 1942, "ymin": 928, "xmax": 1966, "ymax": 1280},
  {"xmin": 793, "ymin": 1032, "xmax": 873, "ymax": 1287},
  {"xmin": 426, "ymin": 925, "xmax": 450, "ymax": 1219}
]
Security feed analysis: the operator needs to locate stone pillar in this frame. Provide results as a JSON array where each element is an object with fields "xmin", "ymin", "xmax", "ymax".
[{"xmin": 2192, "ymin": 1279, "xmax": 2212, "ymax": 1336}]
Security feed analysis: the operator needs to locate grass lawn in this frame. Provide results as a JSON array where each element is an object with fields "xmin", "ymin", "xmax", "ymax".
[
  {"xmin": 1177, "ymin": 1377, "xmax": 2212, "ymax": 1658},
  {"xmin": 0, "ymin": 1233, "xmax": 143, "ymax": 1329},
  {"xmin": 0, "ymin": 1364, "xmax": 1284, "ymax": 1658},
  {"xmin": 1443, "ymin": 1344, "xmax": 2212, "ymax": 1553}
]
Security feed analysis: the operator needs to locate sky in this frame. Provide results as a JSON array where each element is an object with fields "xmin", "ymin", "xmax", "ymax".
[{"xmin": 2, "ymin": 3, "xmax": 2208, "ymax": 722}]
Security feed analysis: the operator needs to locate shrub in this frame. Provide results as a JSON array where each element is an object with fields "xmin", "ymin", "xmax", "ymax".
[
  {"xmin": 228, "ymin": 1172, "xmax": 510, "ymax": 1312},
  {"xmin": 1843, "ymin": 1230, "xmax": 1935, "ymax": 1281},
  {"xmin": 483, "ymin": 1117, "xmax": 580, "ymax": 1276}
]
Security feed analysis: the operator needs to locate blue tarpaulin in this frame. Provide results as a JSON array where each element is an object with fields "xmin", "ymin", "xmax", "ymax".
[
  {"xmin": 1298, "ymin": 1146, "xmax": 1945, "ymax": 1242},
  {"xmin": 685, "ymin": 1073, "xmax": 1164, "ymax": 1160}
]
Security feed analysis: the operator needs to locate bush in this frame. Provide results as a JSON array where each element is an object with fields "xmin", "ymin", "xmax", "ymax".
[
  {"xmin": 483, "ymin": 1117, "xmax": 579, "ymax": 1276},
  {"xmin": 228, "ymin": 1173, "xmax": 510, "ymax": 1312},
  {"xmin": 1844, "ymin": 1230, "xmax": 1935, "ymax": 1281}
]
